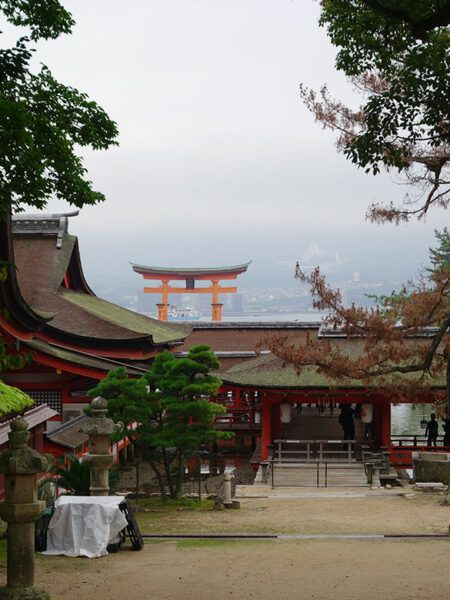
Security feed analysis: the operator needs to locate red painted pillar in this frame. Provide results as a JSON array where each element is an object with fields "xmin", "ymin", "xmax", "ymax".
[
  {"xmin": 272, "ymin": 401, "xmax": 282, "ymax": 440},
  {"xmin": 235, "ymin": 388, "xmax": 242, "ymax": 409},
  {"xmin": 261, "ymin": 395, "xmax": 273, "ymax": 461},
  {"xmin": 380, "ymin": 402, "xmax": 391, "ymax": 447}
]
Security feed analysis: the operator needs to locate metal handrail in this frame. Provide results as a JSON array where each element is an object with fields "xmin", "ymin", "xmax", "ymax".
[
  {"xmin": 272, "ymin": 461, "xmax": 331, "ymax": 488},
  {"xmin": 273, "ymin": 439, "xmax": 356, "ymax": 464}
]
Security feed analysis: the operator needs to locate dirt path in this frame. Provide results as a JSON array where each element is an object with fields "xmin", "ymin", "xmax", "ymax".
[
  {"xmin": 140, "ymin": 487, "xmax": 450, "ymax": 535},
  {"xmin": 32, "ymin": 539, "xmax": 450, "ymax": 600},
  {"xmin": 2, "ymin": 486, "xmax": 449, "ymax": 600}
]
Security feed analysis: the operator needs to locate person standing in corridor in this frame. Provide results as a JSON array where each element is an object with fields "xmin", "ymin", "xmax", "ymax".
[
  {"xmin": 338, "ymin": 405, "xmax": 355, "ymax": 445},
  {"xmin": 425, "ymin": 413, "xmax": 439, "ymax": 446}
]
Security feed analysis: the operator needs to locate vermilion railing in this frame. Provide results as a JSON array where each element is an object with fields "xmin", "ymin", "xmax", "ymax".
[
  {"xmin": 390, "ymin": 442, "xmax": 450, "ymax": 468},
  {"xmin": 214, "ymin": 408, "xmax": 260, "ymax": 429}
]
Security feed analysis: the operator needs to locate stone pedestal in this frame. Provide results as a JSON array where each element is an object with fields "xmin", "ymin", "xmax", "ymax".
[
  {"xmin": 0, "ymin": 417, "xmax": 54, "ymax": 600},
  {"xmin": 222, "ymin": 472, "xmax": 240, "ymax": 509},
  {"xmin": 80, "ymin": 397, "xmax": 123, "ymax": 496},
  {"xmin": 412, "ymin": 451, "xmax": 450, "ymax": 485},
  {"xmin": 223, "ymin": 472, "xmax": 233, "ymax": 505}
]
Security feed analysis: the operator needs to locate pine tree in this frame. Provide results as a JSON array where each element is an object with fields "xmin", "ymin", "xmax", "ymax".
[
  {"xmin": 142, "ymin": 345, "xmax": 232, "ymax": 499},
  {"xmin": 89, "ymin": 346, "xmax": 232, "ymax": 499}
]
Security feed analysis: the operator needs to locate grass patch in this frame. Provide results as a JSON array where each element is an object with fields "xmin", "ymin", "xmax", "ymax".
[
  {"xmin": 131, "ymin": 496, "xmax": 214, "ymax": 512},
  {"xmin": 131, "ymin": 496, "xmax": 214, "ymax": 531}
]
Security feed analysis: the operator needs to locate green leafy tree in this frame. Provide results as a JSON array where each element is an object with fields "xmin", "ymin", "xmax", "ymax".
[
  {"xmin": 429, "ymin": 227, "xmax": 450, "ymax": 272},
  {"xmin": 301, "ymin": 1, "xmax": 450, "ymax": 222},
  {"xmin": 0, "ymin": 1, "xmax": 118, "ymax": 215}
]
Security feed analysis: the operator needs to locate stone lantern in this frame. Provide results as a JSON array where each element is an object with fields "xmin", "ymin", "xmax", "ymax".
[
  {"xmin": 0, "ymin": 417, "xmax": 54, "ymax": 600},
  {"xmin": 80, "ymin": 396, "xmax": 124, "ymax": 496}
]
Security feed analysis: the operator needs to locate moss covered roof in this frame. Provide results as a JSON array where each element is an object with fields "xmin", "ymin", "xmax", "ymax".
[
  {"xmin": 0, "ymin": 380, "xmax": 34, "ymax": 416},
  {"xmin": 219, "ymin": 352, "xmax": 445, "ymax": 389},
  {"xmin": 61, "ymin": 293, "xmax": 189, "ymax": 344}
]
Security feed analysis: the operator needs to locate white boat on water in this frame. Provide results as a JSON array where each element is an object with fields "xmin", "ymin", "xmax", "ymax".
[{"xmin": 167, "ymin": 305, "xmax": 202, "ymax": 321}]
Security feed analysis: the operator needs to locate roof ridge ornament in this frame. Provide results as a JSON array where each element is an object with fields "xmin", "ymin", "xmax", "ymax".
[{"xmin": 11, "ymin": 210, "xmax": 79, "ymax": 249}]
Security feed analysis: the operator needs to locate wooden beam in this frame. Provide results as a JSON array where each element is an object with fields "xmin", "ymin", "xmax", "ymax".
[
  {"xmin": 141, "ymin": 272, "xmax": 240, "ymax": 281},
  {"xmin": 143, "ymin": 286, "xmax": 237, "ymax": 294}
]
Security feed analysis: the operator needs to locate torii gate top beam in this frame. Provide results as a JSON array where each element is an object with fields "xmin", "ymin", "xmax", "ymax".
[{"xmin": 130, "ymin": 262, "xmax": 251, "ymax": 280}]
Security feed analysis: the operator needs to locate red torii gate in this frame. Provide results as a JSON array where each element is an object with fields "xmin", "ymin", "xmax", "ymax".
[{"xmin": 131, "ymin": 262, "xmax": 251, "ymax": 321}]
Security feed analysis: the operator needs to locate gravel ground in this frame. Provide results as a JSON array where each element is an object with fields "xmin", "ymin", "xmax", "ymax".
[{"xmin": 2, "ymin": 485, "xmax": 449, "ymax": 600}]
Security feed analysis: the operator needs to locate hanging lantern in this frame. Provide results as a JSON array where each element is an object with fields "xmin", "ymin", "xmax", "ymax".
[
  {"xmin": 361, "ymin": 403, "xmax": 373, "ymax": 424},
  {"xmin": 280, "ymin": 401, "xmax": 292, "ymax": 424},
  {"xmin": 419, "ymin": 404, "xmax": 428, "ymax": 429}
]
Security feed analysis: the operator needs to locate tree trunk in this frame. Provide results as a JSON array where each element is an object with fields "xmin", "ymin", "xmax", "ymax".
[
  {"xmin": 162, "ymin": 448, "xmax": 175, "ymax": 499},
  {"xmin": 149, "ymin": 459, "xmax": 167, "ymax": 500},
  {"xmin": 445, "ymin": 355, "xmax": 450, "ymax": 505},
  {"xmin": 135, "ymin": 454, "xmax": 140, "ymax": 500},
  {"xmin": 446, "ymin": 353, "xmax": 450, "ymax": 415},
  {"xmin": 174, "ymin": 451, "xmax": 185, "ymax": 499}
]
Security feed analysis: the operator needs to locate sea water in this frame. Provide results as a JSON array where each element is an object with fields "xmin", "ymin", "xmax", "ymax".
[{"xmin": 391, "ymin": 403, "xmax": 436, "ymax": 437}]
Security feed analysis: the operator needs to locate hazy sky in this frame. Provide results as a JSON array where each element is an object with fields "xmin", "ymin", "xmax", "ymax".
[{"xmin": 11, "ymin": 1, "xmax": 448, "ymax": 291}]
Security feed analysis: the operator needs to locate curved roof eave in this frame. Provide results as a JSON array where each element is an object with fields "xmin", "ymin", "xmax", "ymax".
[
  {"xmin": 67, "ymin": 238, "xmax": 97, "ymax": 295},
  {"xmin": 40, "ymin": 324, "xmax": 186, "ymax": 353},
  {"xmin": 24, "ymin": 339, "xmax": 151, "ymax": 377},
  {"xmin": 130, "ymin": 261, "xmax": 252, "ymax": 277},
  {"xmin": 0, "ymin": 216, "xmax": 52, "ymax": 332}
]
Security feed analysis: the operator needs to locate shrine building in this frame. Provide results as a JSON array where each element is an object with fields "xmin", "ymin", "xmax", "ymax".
[{"xmin": 176, "ymin": 321, "xmax": 446, "ymax": 475}]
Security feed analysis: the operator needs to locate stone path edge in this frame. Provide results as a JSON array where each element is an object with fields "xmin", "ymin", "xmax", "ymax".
[
  {"xmin": 236, "ymin": 492, "xmax": 407, "ymax": 499},
  {"xmin": 141, "ymin": 533, "xmax": 450, "ymax": 540}
]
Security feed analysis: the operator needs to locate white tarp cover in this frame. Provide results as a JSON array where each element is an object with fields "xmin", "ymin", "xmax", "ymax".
[{"xmin": 43, "ymin": 496, "xmax": 128, "ymax": 558}]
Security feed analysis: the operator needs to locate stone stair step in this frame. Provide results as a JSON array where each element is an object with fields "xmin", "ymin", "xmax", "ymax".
[{"xmin": 271, "ymin": 462, "xmax": 371, "ymax": 488}]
